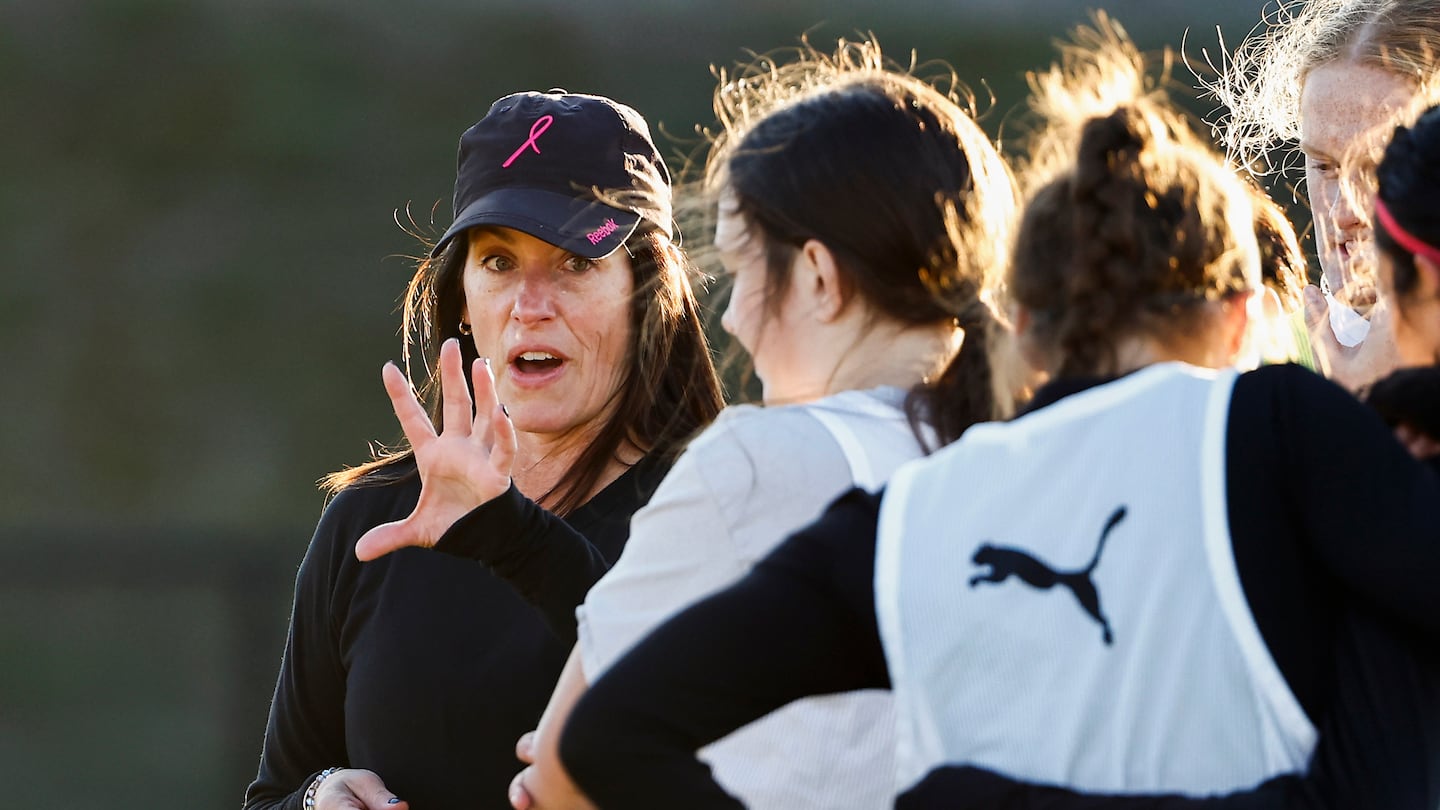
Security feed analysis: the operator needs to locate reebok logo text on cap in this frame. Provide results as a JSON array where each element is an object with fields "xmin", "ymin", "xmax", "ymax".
[{"xmin": 586, "ymin": 218, "xmax": 619, "ymax": 245}]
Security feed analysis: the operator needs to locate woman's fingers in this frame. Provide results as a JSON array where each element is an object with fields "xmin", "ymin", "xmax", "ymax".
[
  {"xmin": 1304, "ymin": 289, "xmax": 1404, "ymax": 392},
  {"xmin": 491, "ymin": 400, "xmax": 517, "ymax": 474},
  {"xmin": 355, "ymin": 518, "xmax": 420, "ymax": 561},
  {"xmin": 1396, "ymin": 423, "xmax": 1440, "ymax": 460},
  {"xmin": 1301, "ymin": 284, "xmax": 1328, "ymax": 333},
  {"xmin": 471, "ymin": 356, "xmax": 499, "ymax": 441},
  {"xmin": 360, "ymin": 783, "xmax": 409, "ymax": 810},
  {"xmin": 382, "ymin": 362, "xmax": 436, "ymax": 453},
  {"xmin": 439, "ymin": 338, "xmax": 474, "ymax": 438},
  {"xmin": 1302, "ymin": 285, "xmax": 1344, "ymax": 367},
  {"xmin": 476, "ymin": 358, "xmax": 519, "ymax": 477},
  {"xmin": 509, "ymin": 767, "xmax": 536, "ymax": 810},
  {"xmin": 313, "ymin": 769, "xmax": 408, "ymax": 810},
  {"xmin": 515, "ymin": 730, "xmax": 538, "ymax": 764}
]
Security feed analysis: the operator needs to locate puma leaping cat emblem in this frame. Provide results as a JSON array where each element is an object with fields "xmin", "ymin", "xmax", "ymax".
[{"xmin": 969, "ymin": 506, "xmax": 1128, "ymax": 645}]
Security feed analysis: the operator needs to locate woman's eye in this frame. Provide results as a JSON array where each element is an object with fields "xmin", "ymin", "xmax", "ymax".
[
  {"xmin": 565, "ymin": 255, "xmax": 597, "ymax": 273},
  {"xmin": 480, "ymin": 255, "xmax": 515, "ymax": 272},
  {"xmin": 1307, "ymin": 158, "xmax": 1337, "ymax": 176}
]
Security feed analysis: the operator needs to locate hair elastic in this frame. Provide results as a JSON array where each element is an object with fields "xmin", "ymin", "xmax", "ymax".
[{"xmin": 1375, "ymin": 196, "xmax": 1440, "ymax": 264}]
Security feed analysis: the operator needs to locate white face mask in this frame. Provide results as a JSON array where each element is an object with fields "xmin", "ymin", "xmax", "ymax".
[{"xmin": 1321, "ymin": 275, "xmax": 1371, "ymax": 347}]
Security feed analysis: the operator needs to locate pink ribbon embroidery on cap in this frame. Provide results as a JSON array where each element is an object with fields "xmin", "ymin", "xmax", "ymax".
[{"xmin": 503, "ymin": 115, "xmax": 554, "ymax": 168}]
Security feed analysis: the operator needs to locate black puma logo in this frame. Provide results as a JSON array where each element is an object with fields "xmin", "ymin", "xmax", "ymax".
[{"xmin": 968, "ymin": 506, "xmax": 1128, "ymax": 645}]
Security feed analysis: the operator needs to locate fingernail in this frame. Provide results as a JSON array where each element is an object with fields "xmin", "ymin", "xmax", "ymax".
[
  {"xmin": 388, "ymin": 800, "xmax": 402, "ymax": 805},
  {"xmin": 509, "ymin": 784, "xmax": 522, "ymax": 805}
]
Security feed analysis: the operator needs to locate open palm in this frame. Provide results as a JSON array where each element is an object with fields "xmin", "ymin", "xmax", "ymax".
[
  {"xmin": 1303, "ymin": 285, "xmax": 1402, "ymax": 392},
  {"xmin": 355, "ymin": 338, "xmax": 517, "ymax": 561}
]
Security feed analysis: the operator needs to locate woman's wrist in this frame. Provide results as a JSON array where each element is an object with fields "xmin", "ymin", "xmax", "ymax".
[{"xmin": 303, "ymin": 767, "xmax": 344, "ymax": 808}]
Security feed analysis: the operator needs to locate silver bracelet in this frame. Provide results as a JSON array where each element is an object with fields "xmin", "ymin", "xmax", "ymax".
[{"xmin": 303, "ymin": 767, "xmax": 343, "ymax": 809}]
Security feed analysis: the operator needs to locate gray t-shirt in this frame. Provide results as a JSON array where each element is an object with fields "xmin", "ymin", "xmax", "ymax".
[{"xmin": 578, "ymin": 386, "xmax": 925, "ymax": 810}]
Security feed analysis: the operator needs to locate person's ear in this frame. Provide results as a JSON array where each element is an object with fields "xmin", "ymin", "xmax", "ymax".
[
  {"xmin": 1013, "ymin": 305, "xmax": 1049, "ymax": 373},
  {"xmin": 1415, "ymin": 254, "xmax": 1440, "ymax": 300},
  {"xmin": 458, "ymin": 294, "xmax": 472, "ymax": 335},
  {"xmin": 1013, "ymin": 305, "xmax": 1032, "ymax": 338},
  {"xmin": 1220, "ymin": 291, "xmax": 1253, "ymax": 364},
  {"xmin": 795, "ymin": 239, "xmax": 848, "ymax": 322}
]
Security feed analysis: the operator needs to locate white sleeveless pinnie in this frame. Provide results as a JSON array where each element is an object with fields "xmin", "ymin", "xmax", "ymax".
[{"xmin": 875, "ymin": 363, "xmax": 1316, "ymax": 794}]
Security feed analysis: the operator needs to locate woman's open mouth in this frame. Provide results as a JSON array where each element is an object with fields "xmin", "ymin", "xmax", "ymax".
[{"xmin": 508, "ymin": 350, "xmax": 567, "ymax": 386}]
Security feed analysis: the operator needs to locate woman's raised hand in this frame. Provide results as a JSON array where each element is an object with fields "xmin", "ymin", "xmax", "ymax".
[
  {"xmin": 355, "ymin": 338, "xmax": 517, "ymax": 561},
  {"xmin": 1303, "ymin": 285, "xmax": 1403, "ymax": 393}
]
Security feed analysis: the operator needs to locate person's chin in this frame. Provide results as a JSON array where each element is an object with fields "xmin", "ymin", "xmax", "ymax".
[{"xmin": 508, "ymin": 409, "xmax": 578, "ymax": 437}]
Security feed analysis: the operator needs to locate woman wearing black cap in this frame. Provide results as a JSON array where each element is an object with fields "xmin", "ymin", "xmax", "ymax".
[
  {"xmin": 242, "ymin": 91, "xmax": 722, "ymax": 810},
  {"xmin": 339, "ymin": 41, "xmax": 1019, "ymax": 810}
]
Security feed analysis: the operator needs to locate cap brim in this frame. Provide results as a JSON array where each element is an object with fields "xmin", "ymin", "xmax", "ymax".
[{"xmin": 432, "ymin": 187, "xmax": 642, "ymax": 259}]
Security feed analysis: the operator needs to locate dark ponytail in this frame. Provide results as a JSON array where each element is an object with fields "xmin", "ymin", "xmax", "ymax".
[
  {"xmin": 904, "ymin": 293, "xmax": 1002, "ymax": 448},
  {"xmin": 1059, "ymin": 108, "xmax": 1154, "ymax": 377}
]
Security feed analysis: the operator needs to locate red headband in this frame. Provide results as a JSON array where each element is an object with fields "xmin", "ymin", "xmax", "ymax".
[{"xmin": 1375, "ymin": 197, "xmax": 1440, "ymax": 264}]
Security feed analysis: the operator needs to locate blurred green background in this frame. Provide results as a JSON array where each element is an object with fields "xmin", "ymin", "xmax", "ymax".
[{"xmin": 1, "ymin": 1, "xmax": 1270, "ymax": 807}]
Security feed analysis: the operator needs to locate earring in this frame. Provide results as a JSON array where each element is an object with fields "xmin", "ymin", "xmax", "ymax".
[{"xmin": 458, "ymin": 321, "xmax": 472, "ymax": 335}]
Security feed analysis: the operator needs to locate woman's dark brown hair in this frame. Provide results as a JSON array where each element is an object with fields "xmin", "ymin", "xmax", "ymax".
[
  {"xmin": 1250, "ymin": 184, "xmax": 1309, "ymax": 310},
  {"xmin": 1007, "ymin": 19, "xmax": 1260, "ymax": 378},
  {"xmin": 323, "ymin": 227, "xmax": 724, "ymax": 515},
  {"xmin": 700, "ymin": 39, "xmax": 1018, "ymax": 447}
]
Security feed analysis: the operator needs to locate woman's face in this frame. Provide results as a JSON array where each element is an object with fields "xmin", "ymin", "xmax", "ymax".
[
  {"xmin": 1300, "ymin": 61, "xmax": 1414, "ymax": 308},
  {"xmin": 1378, "ymin": 251, "xmax": 1440, "ymax": 365},
  {"xmin": 715, "ymin": 197, "xmax": 805, "ymax": 402},
  {"xmin": 462, "ymin": 227, "xmax": 633, "ymax": 441}
]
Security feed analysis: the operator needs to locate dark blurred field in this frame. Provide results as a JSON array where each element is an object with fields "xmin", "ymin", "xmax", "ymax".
[{"xmin": 0, "ymin": 1, "xmax": 1269, "ymax": 806}]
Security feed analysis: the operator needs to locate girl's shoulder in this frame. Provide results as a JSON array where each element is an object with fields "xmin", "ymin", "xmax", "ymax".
[{"xmin": 693, "ymin": 388, "xmax": 907, "ymax": 459}]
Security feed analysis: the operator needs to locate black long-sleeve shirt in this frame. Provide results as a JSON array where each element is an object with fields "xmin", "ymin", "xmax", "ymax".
[
  {"xmin": 243, "ymin": 454, "xmax": 667, "ymax": 810},
  {"xmin": 560, "ymin": 364, "xmax": 1440, "ymax": 809},
  {"xmin": 429, "ymin": 480, "xmax": 619, "ymax": 646}
]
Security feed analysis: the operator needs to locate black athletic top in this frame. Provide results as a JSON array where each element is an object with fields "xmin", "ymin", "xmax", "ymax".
[
  {"xmin": 243, "ymin": 454, "xmax": 668, "ymax": 810},
  {"xmin": 559, "ymin": 364, "xmax": 1440, "ymax": 809}
]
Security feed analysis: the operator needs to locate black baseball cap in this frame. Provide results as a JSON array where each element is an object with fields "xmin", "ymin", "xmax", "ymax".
[{"xmin": 432, "ymin": 90, "xmax": 673, "ymax": 259}]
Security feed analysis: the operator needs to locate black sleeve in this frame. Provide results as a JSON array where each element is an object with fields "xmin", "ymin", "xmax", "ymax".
[
  {"xmin": 558, "ymin": 489, "xmax": 890, "ymax": 809},
  {"xmin": 1269, "ymin": 364, "xmax": 1440, "ymax": 638},
  {"xmin": 243, "ymin": 494, "xmax": 358, "ymax": 810},
  {"xmin": 896, "ymin": 769, "xmax": 1298, "ymax": 809},
  {"xmin": 431, "ymin": 484, "xmax": 610, "ymax": 645}
]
